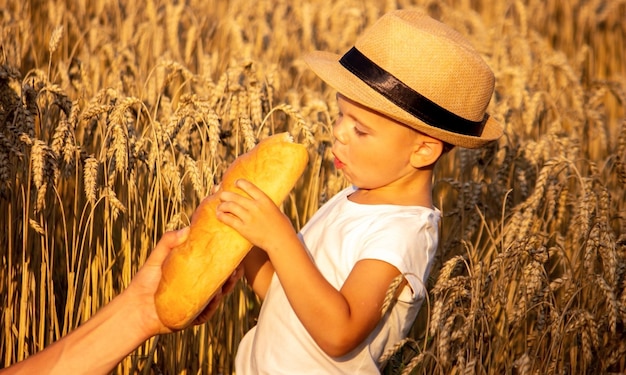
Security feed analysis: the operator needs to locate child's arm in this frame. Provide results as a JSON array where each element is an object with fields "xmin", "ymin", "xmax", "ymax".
[
  {"xmin": 212, "ymin": 183, "xmax": 275, "ymax": 300},
  {"xmin": 217, "ymin": 179, "xmax": 401, "ymax": 357},
  {"xmin": 242, "ymin": 246, "xmax": 274, "ymax": 300}
]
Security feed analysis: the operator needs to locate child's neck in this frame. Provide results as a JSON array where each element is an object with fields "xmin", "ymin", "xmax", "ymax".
[{"xmin": 348, "ymin": 180, "xmax": 433, "ymax": 208}]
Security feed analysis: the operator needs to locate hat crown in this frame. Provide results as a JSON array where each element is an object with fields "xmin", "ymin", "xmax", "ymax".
[{"xmin": 354, "ymin": 10, "xmax": 494, "ymax": 122}]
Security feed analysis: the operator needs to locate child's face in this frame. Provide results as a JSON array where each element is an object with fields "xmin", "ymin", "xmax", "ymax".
[{"xmin": 332, "ymin": 94, "xmax": 423, "ymax": 190}]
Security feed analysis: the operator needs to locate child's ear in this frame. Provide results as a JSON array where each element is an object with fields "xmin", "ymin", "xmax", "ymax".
[{"xmin": 410, "ymin": 138, "xmax": 443, "ymax": 168}]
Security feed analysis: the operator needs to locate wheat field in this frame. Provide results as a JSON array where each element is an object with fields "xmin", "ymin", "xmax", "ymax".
[{"xmin": 1, "ymin": 0, "xmax": 624, "ymax": 374}]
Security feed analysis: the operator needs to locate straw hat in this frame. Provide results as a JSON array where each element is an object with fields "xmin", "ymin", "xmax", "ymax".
[{"xmin": 304, "ymin": 9, "xmax": 503, "ymax": 148}]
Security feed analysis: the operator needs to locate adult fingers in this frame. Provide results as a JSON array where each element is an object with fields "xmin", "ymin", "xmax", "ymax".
[{"xmin": 148, "ymin": 227, "xmax": 190, "ymax": 264}]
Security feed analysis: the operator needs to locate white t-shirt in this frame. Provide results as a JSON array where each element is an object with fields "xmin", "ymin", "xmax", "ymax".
[{"xmin": 235, "ymin": 186, "xmax": 440, "ymax": 374}]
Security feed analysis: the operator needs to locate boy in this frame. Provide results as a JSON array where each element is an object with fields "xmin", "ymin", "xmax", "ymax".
[{"xmin": 216, "ymin": 8, "xmax": 503, "ymax": 374}]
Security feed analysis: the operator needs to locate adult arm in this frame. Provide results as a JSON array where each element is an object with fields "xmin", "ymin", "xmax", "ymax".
[{"xmin": 1, "ymin": 228, "xmax": 242, "ymax": 375}]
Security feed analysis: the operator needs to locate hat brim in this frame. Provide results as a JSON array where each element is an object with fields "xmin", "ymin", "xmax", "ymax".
[{"xmin": 304, "ymin": 50, "xmax": 503, "ymax": 149}]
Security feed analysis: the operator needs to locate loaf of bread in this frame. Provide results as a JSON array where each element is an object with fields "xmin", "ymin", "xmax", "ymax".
[{"xmin": 155, "ymin": 132, "xmax": 309, "ymax": 329}]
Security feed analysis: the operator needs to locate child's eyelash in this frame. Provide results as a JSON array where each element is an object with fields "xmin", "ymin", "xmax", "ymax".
[{"xmin": 353, "ymin": 127, "xmax": 366, "ymax": 135}]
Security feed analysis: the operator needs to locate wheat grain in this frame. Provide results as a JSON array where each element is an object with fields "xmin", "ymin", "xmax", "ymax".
[
  {"xmin": 249, "ymin": 81, "xmax": 264, "ymax": 128},
  {"xmin": 163, "ymin": 105, "xmax": 189, "ymax": 147},
  {"xmin": 377, "ymin": 337, "xmax": 417, "ymax": 369},
  {"xmin": 554, "ymin": 183, "xmax": 570, "ymax": 232},
  {"xmin": 400, "ymin": 350, "xmax": 426, "ymax": 375},
  {"xmin": 48, "ymin": 25, "xmax": 63, "ymax": 54},
  {"xmin": 228, "ymin": 91, "xmax": 240, "ymax": 136},
  {"xmin": 524, "ymin": 260, "xmax": 545, "ymax": 307},
  {"xmin": 615, "ymin": 118, "xmax": 626, "ymax": 187},
  {"xmin": 50, "ymin": 117, "xmax": 68, "ymax": 160},
  {"xmin": 437, "ymin": 255, "xmax": 465, "ymax": 286},
  {"xmin": 165, "ymin": 213, "xmax": 183, "ymax": 232},
  {"xmin": 205, "ymin": 109, "xmax": 221, "ymax": 162},
  {"xmin": 429, "ymin": 297, "xmax": 445, "ymax": 338},
  {"xmin": 210, "ymin": 69, "xmax": 230, "ymax": 108},
  {"xmin": 0, "ymin": 148, "xmax": 9, "ymax": 192},
  {"xmin": 513, "ymin": 353, "xmax": 531, "ymax": 375},
  {"xmin": 161, "ymin": 59, "xmax": 195, "ymax": 86},
  {"xmin": 594, "ymin": 274, "xmax": 618, "ymax": 335},
  {"xmin": 165, "ymin": 3, "xmax": 184, "ymax": 61},
  {"xmin": 183, "ymin": 23, "xmax": 198, "ymax": 65},
  {"xmin": 110, "ymin": 97, "xmax": 141, "ymax": 174},
  {"xmin": 579, "ymin": 326, "xmax": 594, "ymax": 368},
  {"xmin": 265, "ymin": 103, "xmax": 313, "ymax": 145},
  {"xmin": 461, "ymin": 182, "xmax": 483, "ymax": 238},
  {"xmin": 573, "ymin": 177, "xmax": 594, "ymax": 247},
  {"xmin": 566, "ymin": 309, "xmax": 599, "ymax": 370},
  {"xmin": 31, "ymin": 139, "xmax": 46, "ymax": 190},
  {"xmin": 239, "ymin": 116, "xmax": 256, "ymax": 152},
  {"xmin": 437, "ymin": 313, "xmax": 458, "ymax": 368},
  {"xmin": 380, "ymin": 274, "xmax": 405, "ymax": 317},
  {"xmin": 29, "ymin": 219, "xmax": 45, "ymax": 235},
  {"xmin": 103, "ymin": 186, "xmax": 126, "ymax": 220},
  {"xmin": 597, "ymin": 224, "xmax": 618, "ymax": 288},
  {"xmin": 84, "ymin": 156, "xmax": 99, "ymax": 204},
  {"xmin": 507, "ymin": 158, "xmax": 569, "ymax": 245},
  {"xmin": 81, "ymin": 103, "xmax": 113, "ymax": 121},
  {"xmin": 183, "ymin": 154, "xmax": 203, "ymax": 199},
  {"xmin": 36, "ymin": 181, "xmax": 48, "ymax": 212},
  {"xmin": 63, "ymin": 101, "xmax": 79, "ymax": 165},
  {"xmin": 41, "ymin": 83, "xmax": 72, "ymax": 115},
  {"xmin": 606, "ymin": 340, "xmax": 626, "ymax": 372},
  {"xmin": 161, "ymin": 156, "xmax": 182, "ymax": 204}
]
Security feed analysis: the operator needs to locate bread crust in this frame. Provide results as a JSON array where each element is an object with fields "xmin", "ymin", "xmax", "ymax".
[{"xmin": 155, "ymin": 133, "xmax": 308, "ymax": 329}]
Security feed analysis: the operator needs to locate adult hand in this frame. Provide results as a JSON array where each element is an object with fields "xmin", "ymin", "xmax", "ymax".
[
  {"xmin": 0, "ymin": 227, "xmax": 243, "ymax": 375},
  {"xmin": 124, "ymin": 227, "xmax": 243, "ymax": 337}
]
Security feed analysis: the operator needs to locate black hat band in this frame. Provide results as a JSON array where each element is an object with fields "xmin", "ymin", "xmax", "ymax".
[{"xmin": 339, "ymin": 47, "xmax": 487, "ymax": 137}]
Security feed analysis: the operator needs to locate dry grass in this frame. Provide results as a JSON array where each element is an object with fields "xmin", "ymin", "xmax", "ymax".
[{"xmin": 1, "ymin": 0, "xmax": 624, "ymax": 374}]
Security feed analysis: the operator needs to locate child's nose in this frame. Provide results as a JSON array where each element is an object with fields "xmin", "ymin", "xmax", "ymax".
[{"xmin": 333, "ymin": 120, "xmax": 347, "ymax": 144}]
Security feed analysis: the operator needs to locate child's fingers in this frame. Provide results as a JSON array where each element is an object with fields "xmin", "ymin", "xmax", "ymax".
[
  {"xmin": 191, "ymin": 267, "xmax": 243, "ymax": 326},
  {"xmin": 192, "ymin": 291, "xmax": 222, "ymax": 325},
  {"xmin": 222, "ymin": 266, "xmax": 244, "ymax": 294},
  {"xmin": 235, "ymin": 179, "xmax": 268, "ymax": 201},
  {"xmin": 215, "ymin": 202, "xmax": 247, "ymax": 228},
  {"xmin": 217, "ymin": 190, "xmax": 244, "ymax": 203},
  {"xmin": 217, "ymin": 199, "xmax": 246, "ymax": 217}
]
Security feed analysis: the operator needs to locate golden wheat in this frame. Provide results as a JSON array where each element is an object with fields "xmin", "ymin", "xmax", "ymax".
[{"xmin": 1, "ymin": 1, "xmax": 625, "ymax": 374}]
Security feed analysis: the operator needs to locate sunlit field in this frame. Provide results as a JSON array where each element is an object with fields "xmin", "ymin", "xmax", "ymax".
[{"xmin": 1, "ymin": 0, "xmax": 624, "ymax": 373}]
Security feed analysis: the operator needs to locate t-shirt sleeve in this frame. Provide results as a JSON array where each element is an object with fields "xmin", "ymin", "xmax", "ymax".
[{"xmin": 356, "ymin": 211, "xmax": 439, "ymax": 302}]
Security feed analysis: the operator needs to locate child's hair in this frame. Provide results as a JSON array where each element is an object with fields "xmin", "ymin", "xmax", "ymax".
[
  {"xmin": 442, "ymin": 142, "xmax": 455, "ymax": 155},
  {"xmin": 305, "ymin": 8, "xmax": 503, "ymax": 149}
]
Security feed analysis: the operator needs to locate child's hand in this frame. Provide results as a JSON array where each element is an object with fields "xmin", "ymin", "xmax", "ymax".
[
  {"xmin": 192, "ymin": 265, "xmax": 243, "ymax": 325},
  {"xmin": 216, "ymin": 179, "xmax": 297, "ymax": 254}
]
